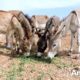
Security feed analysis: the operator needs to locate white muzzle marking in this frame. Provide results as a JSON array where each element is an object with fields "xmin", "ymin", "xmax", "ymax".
[
  {"xmin": 37, "ymin": 52, "xmax": 42, "ymax": 57},
  {"xmin": 48, "ymin": 51, "xmax": 57, "ymax": 59},
  {"xmin": 24, "ymin": 52, "xmax": 30, "ymax": 56}
]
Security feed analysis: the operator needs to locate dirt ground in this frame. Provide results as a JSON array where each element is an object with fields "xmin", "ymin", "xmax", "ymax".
[{"xmin": 0, "ymin": 50, "xmax": 80, "ymax": 80}]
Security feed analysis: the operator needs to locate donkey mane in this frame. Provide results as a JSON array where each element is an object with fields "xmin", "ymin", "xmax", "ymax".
[{"xmin": 24, "ymin": 14, "xmax": 32, "ymax": 25}]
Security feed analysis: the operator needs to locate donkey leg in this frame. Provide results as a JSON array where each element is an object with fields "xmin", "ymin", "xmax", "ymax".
[
  {"xmin": 68, "ymin": 33, "xmax": 74, "ymax": 55},
  {"xmin": 7, "ymin": 31, "xmax": 17, "ymax": 56},
  {"xmin": 10, "ymin": 32, "xmax": 16, "ymax": 56},
  {"xmin": 78, "ymin": 28, "xmax": 80, "ymax": 53},
  {"xmin": 6, "ymin": 31, "xmax": 14, "ymax": 49}
]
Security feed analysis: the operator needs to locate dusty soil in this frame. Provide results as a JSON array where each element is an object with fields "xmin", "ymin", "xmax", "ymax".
[{"xmin": 0, "ymin": 51, "xmax": 80, "ymax": 80}]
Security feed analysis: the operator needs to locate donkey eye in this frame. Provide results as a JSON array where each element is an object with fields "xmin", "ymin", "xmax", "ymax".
[
  {"xmin": 53, "ymin": 44, "xmax": 56, "ymax": 47},
  {"xmin": 64, "ymin": 25, "xmax": 66, "ymax": 27}
]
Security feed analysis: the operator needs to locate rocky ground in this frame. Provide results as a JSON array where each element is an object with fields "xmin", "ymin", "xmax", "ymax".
[{"xmin": 0, "ymin": 49, "xmax": 80, "ymax": 80}]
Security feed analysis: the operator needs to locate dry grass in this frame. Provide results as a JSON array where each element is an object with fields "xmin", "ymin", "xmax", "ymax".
[{"xmin": 0, "ymin": 52, "xmax": 80, "ymax": 80}]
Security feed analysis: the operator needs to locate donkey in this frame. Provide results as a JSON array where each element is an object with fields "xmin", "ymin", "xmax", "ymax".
[
  {"xmin": 46, "ymin": 11, "xmax": 80, "ymax": 59},
  {"xmin": 56, "ymin": 11, "xmax": 79, "ymax": 53},
  {"xmin": 9, "ymin": 10, "xmax": 34, "ymax": 55},
  {"xmin": 37, "ymin": 16, "xmax": 61, "ymax": 58},
  {"xmin": 0, "ymin": 11, "xmax": 24, "ymax": 54}
]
